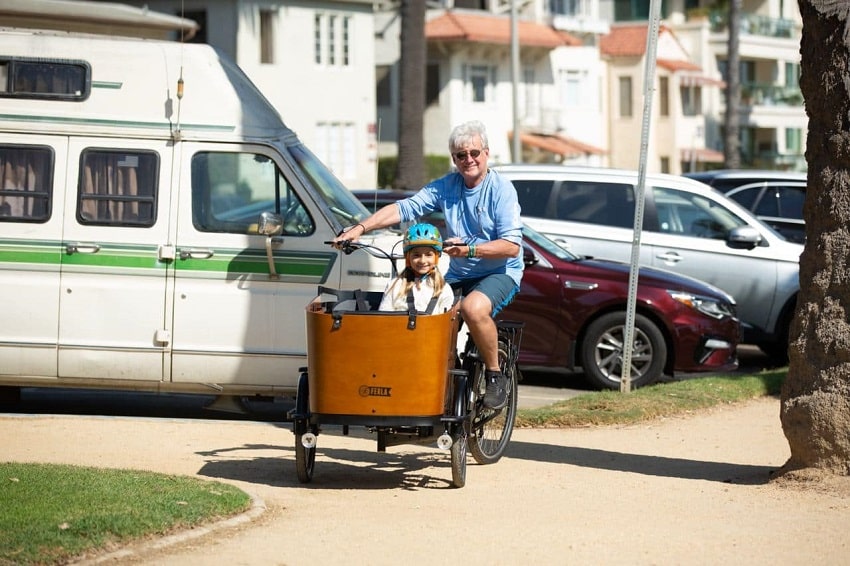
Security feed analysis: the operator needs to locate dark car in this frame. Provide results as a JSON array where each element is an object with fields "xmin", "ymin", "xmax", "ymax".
[
  {"xmin": 350, "ymin": 189, "xmax": 418, "ymax": 231},
  {"xmin": 684, "ymin": 170, "xmax": 807, "ymax": 244},
  {"xmin": 353, "ymin": 186, "xmax": 740, "ymax": 389}
]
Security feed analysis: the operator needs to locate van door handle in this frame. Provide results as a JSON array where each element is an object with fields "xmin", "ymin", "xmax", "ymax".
[
  {"xmin": 66, "ymin": 242, "xmax": 101, "ymax": 254},
  {"xmin": 656, "ymin": 251, "xmax": 683, "ymax": 264},
  {"xmin": 179, "ymin": 248, "xmax": 215, "ymax": 260}
]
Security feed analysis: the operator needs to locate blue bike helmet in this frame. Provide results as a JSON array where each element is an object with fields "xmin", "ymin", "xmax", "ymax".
[{"xmin": 403, "ymin": 223, "xmax": 443, "ymax": 255}]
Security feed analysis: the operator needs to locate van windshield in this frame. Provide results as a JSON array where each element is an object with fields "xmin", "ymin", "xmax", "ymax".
[{"xmin": 287, "ymin": 143, "xmax": 371, "ymax": 229}]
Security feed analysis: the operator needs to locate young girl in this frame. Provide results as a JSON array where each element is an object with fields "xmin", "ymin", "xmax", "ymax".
[{"xmin": 379, "ymin": 223, "xmax": 456, "ymax": 313}]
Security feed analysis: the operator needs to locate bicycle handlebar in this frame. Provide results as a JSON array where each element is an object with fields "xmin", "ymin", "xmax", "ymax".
[{"xmin": 324, "ymin": 239, "xmax": 402, "ymax": 278}]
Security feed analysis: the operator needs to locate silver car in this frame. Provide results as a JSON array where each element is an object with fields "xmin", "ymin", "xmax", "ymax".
[
  {"xmin": 494, "ymin": 164, "xmax": 802, "ymax": 363},
  {"xmin": 684, "ymin": 169, "xmax": 807, "ymax": 244}
]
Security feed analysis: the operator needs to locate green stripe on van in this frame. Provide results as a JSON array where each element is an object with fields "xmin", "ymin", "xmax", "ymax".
[{"xmin": 0, "ymin": 239, "xmax": 335, "ymax": 280}]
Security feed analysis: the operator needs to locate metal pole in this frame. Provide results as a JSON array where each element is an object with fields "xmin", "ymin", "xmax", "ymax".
[
  {"xmin": 510, "ymin": 0, "xmax": 521, "ymax": 163},
  {"xmin": 620, "ymin": 0, "xmax": 662, "ymax": 393}
]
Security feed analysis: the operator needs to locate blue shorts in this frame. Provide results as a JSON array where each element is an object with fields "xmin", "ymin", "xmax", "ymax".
[{"xmin": 449, "ymin": 274, "xmax": 519, "ymax": 317}]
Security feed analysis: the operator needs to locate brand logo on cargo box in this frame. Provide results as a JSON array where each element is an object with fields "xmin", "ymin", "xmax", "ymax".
[{"xmin": 358, "ymin": 385, "xmax": 392, "ymax": 397}]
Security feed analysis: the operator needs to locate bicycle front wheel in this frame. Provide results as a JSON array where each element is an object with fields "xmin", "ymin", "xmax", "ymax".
[{"xmin": 468, "ymin": 341, "xmax": 518, "ymax": 465}]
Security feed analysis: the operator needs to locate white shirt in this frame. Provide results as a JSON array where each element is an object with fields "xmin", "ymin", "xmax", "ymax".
[{"xmin": 379, "ymin": 276, "xmax": 456, "ymax": 313}]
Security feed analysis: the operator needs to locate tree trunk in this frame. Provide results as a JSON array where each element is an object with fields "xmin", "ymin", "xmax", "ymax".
[
  {"xmin": 723, "ymin": 0, "xmax": 741, "ymax": 168},
  {"xmin": 780, "ymin": 0, "xmax": 850, "ymax": 476},
  {"xmin": 393, "ymin": 0, "xmax": 426, "ymax": 190}
]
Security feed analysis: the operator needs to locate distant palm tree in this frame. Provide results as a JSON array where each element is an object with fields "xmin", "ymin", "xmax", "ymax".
[
  {"xmin": 723, "ymin": 0, "xmax": 741, "ymax": 168},
  {"xmin": 393, "ymin": 0, "xmax": 426, "ymax": 189}
]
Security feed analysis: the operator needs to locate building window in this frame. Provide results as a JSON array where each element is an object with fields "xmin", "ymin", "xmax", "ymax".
[
  {"xmin": 550, "ymin": 0, "xmax": 587, "ymax": 17},
  {"xmin": 328, "ymin": 15, "xmax": 337, "ymax": 66},
  {"xmin": 314, "ymin": 13, "xmax": 352, "ymax": 67},
  {"xmin": 681, "ymin": 85, "xmax": 702, "ymax": 116},
  {"xmin": 180, "ymin": 10, "xmax": 207, "ymax": 43},
  {"xmin": 659, "ymin": 76, "xmax": 669, "ymax": 116},
  {"xmin": 786, "ymin": 128, "xmax": 802, "ymax": 153},
  {"xmin": 426, "ymin": 63, "xmax": 440, "ymax": 106},
  {"xmin": 614, "ymin": 0, "xmax": 670, "ymax": 21},
  {"xmin": 342, "ymin": 17, "xmax": 351, "ymax": 66},
  {"xmin": 260, "ymin": 9, "xmax": 275, "ymax": 64},
  {"xmin": 376, "ymin": 65, "xmax": 392, "ymax": 107},
  {"xmin": 314, "ymin": 14, "xmax": 322, "ymax": 64},
  {"xmin": 618, "ymin": 76, "xmax": 632, "ymax": 117},
  {"xmin": 560, "ymin": 69, "xmax": 582, "ymax": 106},
  {"xmin": 660, "ymin": 156, "xmax": 670, "ymax": 173},
  {"xmin": 316, "ymin": 122, "xmax": 357, "ymax": 181},
  {"xmin": 785, "ymin": 62, "xmax": 800, "ymax": 88},
  {"xmin": 465, "ymin": 64, "xmax": 495, "ymax": 103}
]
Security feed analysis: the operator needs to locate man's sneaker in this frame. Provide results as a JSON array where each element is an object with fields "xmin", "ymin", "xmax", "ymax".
[{"xmin": 483, "ymin": 370, "xmax": 508, "ymax": 410}]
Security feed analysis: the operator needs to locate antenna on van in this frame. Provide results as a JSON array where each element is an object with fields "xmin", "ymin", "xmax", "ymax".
[{"xmin": 173, "ymin": 0, "xmax": 187, "ymax": 142}]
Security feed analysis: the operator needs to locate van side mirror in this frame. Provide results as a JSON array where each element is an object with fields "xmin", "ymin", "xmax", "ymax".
[
  {"xmin": 258, "ymin": 211, "xmax": 283, "ymax": 236},
  {"xmin": 728, "ymin": 226, "xmax": 763, "ymax": 249}
]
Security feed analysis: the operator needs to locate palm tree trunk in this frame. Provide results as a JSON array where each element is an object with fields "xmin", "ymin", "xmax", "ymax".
[{"xmin": 393, "ymin": 0, "xmax": 426, "ymax": 190}]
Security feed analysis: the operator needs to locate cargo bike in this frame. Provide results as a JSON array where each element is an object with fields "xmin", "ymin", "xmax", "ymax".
[{"xmin": 289, "ymin": 241, "xmax": 523, "ymax": 488}]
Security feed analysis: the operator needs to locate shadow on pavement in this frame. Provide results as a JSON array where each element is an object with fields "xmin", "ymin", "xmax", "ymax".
[{"xmin": 504, "ymin": 440, "xmax": 777, "ymax": 485}]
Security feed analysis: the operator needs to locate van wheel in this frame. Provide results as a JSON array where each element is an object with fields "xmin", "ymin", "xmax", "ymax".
[{"xmin": 581, "ymin": 312, "xmax": 666, "ymax": 390}]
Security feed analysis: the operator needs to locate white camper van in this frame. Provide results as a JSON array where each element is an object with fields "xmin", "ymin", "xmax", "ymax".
[{"xmin": 0, "ymin": 29, "xmax": 400, "ymax": 404}]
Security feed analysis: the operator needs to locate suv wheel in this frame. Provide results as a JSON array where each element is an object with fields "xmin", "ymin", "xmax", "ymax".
[{"xmin": 581, "ymin": 312, "xmax": 666, "ymax": 390}]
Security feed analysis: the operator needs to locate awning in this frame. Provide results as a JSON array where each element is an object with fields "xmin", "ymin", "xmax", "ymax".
[
  {"xmin": 512, "ymin": 132, "xmax": 606, "ymax": 158},
  {"xmin": 681, "ymin": 148, "xmax": 725, "ymax": 163},
  {"xmin": 679, "ymin": 75, "xmax": 727, "ymax": 88}
]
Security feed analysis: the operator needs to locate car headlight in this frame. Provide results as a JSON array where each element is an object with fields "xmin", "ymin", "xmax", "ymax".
[{"xmin": 667, "ymin": 290, "xmax": 736, "ymax": 319}]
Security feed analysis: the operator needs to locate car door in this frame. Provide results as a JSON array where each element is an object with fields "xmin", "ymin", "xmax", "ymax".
[
  {"xmin": 0, "ymin": 137, "xmax": 66, "ymax": 378},
  {"xmin": 644, "ymin": 185, "xmax": 778, "ymax": 334},
  {"xmin": 169, "ymin": 143, "xmax": 338, "ymax": 391},
  {"xmin": 58, "ymin": 138, "xmax": 171, "ymax": 380}
]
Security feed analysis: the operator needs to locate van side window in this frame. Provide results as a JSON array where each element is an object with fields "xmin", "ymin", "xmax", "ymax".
[
  {"xmin": 0, "ymin": 58, "xmax": 90, "ymax": 100},
  {"xmin": 77, "ymin": 150, "xmax": 159, "ymax": 226},
  {"xmin": 191, "ymin": 152, "xmax": 315, "ymax": 236},
  {"xmin": 0, "ymin": 145, "xmax": 53, "ymax": 222},
  {"xmin": 556, "ymin": 181, "xmax": 635, "ymax": 228}
]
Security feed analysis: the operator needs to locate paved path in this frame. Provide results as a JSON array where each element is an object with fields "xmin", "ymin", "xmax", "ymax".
[{"xmin": 4, "ymin": 397, "xmax": 850, "ymax": 565}]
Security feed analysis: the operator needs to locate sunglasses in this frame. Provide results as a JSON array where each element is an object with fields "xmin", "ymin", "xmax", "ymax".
[{"xmin": 453, "ymin": 149, "xmax": 483, "ymax": 161}]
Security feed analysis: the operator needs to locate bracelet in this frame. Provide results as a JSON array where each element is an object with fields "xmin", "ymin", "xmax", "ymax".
[
  {"xmin": 345, "ymin": 223, "xmax": 366, "ymax": 234},
  {"xmin": 467, "ymin": 243, "xmax": 476, "ymax": 258}
]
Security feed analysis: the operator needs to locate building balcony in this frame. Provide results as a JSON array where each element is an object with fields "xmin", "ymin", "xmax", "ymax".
[
  {"xmin": 709, "ymin": 11, "xmax": 797, "ymax": 39},
  {"xmin": 739, "ymin": 82, "xmax": 803, "ymax": 107}
]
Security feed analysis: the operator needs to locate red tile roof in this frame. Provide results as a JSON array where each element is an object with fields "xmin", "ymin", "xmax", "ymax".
[
  {"xmin": 426, "ymin": 11, "xmax": 581, "ymax": 49},
  {"xmin": 599, "ymin": 23, "xmax": 672, "ymax": 57},
  {"xmin": 512, "ymin": 131, "xmax": 607, "ymax": 157},
  {"xmin": 657, "ymin": 58, "xmax": 701, "ymax": 72}
]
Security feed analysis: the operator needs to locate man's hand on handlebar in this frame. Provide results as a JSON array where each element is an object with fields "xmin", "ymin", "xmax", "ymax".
[
  {"xmin": 332, "ymin": 222, "xmax": 367, "ymax": 250},
  {"xmin": 443, "ymin": 238, "xmax": 466, "ymax": 258}
]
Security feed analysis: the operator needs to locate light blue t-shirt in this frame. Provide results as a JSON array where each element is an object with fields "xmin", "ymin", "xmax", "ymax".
[{"xmin": 396, "ymin": 169, "xmax": 524, "ymax": 286}]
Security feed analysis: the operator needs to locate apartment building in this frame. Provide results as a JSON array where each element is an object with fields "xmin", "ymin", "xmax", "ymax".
[
  {"xmin": 376, "ymin": 1, "xmax": 610, "ymax": 168},
  {"xmin": 668, "ymin": 0, "xmax": 806, "ymax": 171},
  {"xmin": 374, "ymin": 0, "xmax": 804, "ymax": 175},
  {"xmin": 89, "ymin": 0, "xmax": 379, "ymax": 189}
]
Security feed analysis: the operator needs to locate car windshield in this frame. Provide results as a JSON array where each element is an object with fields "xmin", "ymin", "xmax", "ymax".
[
  {"xmin": 522, "ymin": 225, "xmax": 580, "ymax": 261},
  {"xmin": 286, "ymin": 143, "xmax": 371, "ymax": 227}
]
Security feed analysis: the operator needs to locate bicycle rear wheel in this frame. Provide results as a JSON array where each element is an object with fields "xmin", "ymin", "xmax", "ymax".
[{"xmin": 468, "ymin": 340, "xmax": 517, "ymax": 464}]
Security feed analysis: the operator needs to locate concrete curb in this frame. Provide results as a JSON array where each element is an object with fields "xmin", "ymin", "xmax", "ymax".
[{"xmin": 73, "ymin": 492, "xmax": 268, "ymax": 565}]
